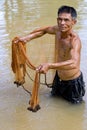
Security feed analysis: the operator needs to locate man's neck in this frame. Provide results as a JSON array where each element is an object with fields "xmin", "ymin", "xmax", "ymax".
[{"xmin": 61, "ymin": 30, "xmax": 72, "ymax": 39}]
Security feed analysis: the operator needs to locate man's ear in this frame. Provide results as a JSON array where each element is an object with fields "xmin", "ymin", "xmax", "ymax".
[
  {"xmin": 57, "ymin": 17, "xmax": 59, "ymax": 24},
  {"xmin": 57, "ymin": 18, "xmax": 58, "ymax": 21},
  {"xmin": 72, "ymin": 19, "xmax": 77, "ymax": 25}
]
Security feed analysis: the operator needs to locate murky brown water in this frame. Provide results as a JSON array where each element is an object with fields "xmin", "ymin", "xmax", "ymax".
[{"xmin": 0, "ymin": 0, "xmax": 87, "ymax": 130}]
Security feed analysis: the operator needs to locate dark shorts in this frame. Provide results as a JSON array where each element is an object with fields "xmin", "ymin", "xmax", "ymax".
[{"xmin": 51, "ymin": 71, "xmax": 85, "ymax": 104}]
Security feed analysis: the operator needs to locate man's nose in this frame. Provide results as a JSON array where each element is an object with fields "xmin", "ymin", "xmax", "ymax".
[{"xmin": 61, "ymin": 19, "xmax": 65, "ymax": 24}]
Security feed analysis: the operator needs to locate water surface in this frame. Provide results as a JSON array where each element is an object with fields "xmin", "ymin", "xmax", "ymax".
[{"xmin": 0, "ymin": 0, "xmax": 87, "ymax": 130}]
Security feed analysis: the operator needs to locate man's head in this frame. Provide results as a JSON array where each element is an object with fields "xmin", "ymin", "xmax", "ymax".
[
  {"xmin": 58, "ymin": 5, "xmax": 77, "ymax": 20},
  {"xmin": 57, "ymin": 5, "xmax": 77, "ymax": 32}
]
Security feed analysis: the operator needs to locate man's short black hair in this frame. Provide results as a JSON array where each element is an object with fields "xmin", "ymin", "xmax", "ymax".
[{"xmin": 58, "ymin": 5, "xmax": 77, "ymax": 19}]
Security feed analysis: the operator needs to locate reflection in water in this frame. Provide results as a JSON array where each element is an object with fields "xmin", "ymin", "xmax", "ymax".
[{"xmin": 0, "ymin": 0, "xmax": 87, "ymax": 130}]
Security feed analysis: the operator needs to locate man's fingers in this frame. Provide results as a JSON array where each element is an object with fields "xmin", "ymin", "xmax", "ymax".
[{"xmin": 36, "ymin": 65, "xmax": 43, "ymax": 71}]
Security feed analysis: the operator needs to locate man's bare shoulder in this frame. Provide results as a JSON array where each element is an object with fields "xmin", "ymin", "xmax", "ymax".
[
  {"xmin": 52, "ymin": 25, "xmax": 59, "ymax": 32},
  {"xmin": 45, "ymin": 25, "xmax": 58, "ymax": 34},
  {"xmin": 71, "ymin": 31, "xmax": 82, "ymax": 49},
  {"xmin": 72, "ymin": 31, "xmax": 80, "ymax": 40}
]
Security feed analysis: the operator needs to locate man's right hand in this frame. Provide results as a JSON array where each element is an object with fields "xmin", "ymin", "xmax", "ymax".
[{"xmin": 12, "ymin": 37, "xmax": 26, "ymax": 44}]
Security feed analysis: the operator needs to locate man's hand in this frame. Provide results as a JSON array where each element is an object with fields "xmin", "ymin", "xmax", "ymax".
[
  {"xmin": 36, "ymin": 63, "xmax": 50, "ymax": 74},
  {"xmin": 12, "ymin": 37, "xmax": 27, "ymax": 44}
]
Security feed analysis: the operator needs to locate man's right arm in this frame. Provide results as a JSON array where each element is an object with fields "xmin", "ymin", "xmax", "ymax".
[{"xmin": 19, "ymin": 25, "xmax": 57, "ymax": 43}]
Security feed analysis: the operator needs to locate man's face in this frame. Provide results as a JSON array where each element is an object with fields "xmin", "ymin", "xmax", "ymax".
[{"xmin": 57, "ymin": 13, "xmax": 76, "ymax": 32}]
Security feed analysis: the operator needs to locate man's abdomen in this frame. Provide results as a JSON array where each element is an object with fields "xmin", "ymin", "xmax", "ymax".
[{"xmin": 58, "ymin": 69, "xmax": 80, "ymax": 81}]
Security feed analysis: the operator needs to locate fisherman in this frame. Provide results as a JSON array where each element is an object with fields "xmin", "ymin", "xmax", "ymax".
[{"xmin": 15, "ymin": 5, "xmax": 85, "ymax": 104}]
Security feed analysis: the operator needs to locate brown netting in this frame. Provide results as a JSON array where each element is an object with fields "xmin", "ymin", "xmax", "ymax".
[
  {"xmin": 11, "ymin": 37, "xmax": 41, "ymax": 112},
  {"xmin": 11, "ymin": 36, "xmax": 56, "ymax": 112}
]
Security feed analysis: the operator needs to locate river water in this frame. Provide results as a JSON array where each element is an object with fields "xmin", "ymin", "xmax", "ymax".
[{"xmin": 0, "ymin": 0, "xmax": 87, "ymax": 130}]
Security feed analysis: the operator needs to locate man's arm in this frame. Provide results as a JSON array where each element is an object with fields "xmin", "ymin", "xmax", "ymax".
[
  {"xmin": 37, "ymin": 37, "xmax": 81, "ymax": 73},
  {"xmin": 49, "ymin": 37, "xmax": 81, "ymax": 69},
  {"xmin": 19, "ymin": 26, "xmax": 57, "ymax": 43}
]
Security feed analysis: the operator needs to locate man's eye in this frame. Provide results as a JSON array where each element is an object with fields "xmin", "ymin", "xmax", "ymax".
[
  {"xmin": 65, "ymin": 19, "xmax": 69, "ymax": 22},
  {"xmin": 58, "ymin": 18, "xmax": 62, "ymax": 21}
]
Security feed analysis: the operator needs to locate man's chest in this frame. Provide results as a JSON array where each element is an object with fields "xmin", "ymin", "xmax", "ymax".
[{"xmin": 56, "ymin": 39, "xmax": 72, "ymax": 58}]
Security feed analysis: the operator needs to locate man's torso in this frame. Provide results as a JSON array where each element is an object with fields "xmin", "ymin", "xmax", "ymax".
[{"xmin": 55, "ymin": 30, "xmax": 80, "ymax": 80}]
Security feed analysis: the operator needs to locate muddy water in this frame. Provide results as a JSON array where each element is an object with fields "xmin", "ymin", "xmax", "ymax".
[{"xmin": 0, "ymin": 0, "xmax": 87, "ymax": 130}]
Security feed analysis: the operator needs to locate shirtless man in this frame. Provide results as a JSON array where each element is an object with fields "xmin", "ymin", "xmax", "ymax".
[{"xmin": 17, "ymin": 5, "xmax": 85, "ymax": 103}]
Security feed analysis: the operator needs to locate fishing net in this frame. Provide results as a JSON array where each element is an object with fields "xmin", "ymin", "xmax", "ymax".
[{"xmin": 11, "ymin": 35, "xmax": 56, "ymax": 112}]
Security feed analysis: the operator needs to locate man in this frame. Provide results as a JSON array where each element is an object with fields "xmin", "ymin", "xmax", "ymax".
[{"xmin": 17, "ymin": 5, "xmax": 85, "ymax": 104}]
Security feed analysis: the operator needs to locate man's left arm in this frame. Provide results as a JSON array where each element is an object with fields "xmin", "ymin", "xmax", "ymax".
[{"xmin": 37, "ymin": 37, "xmax": 81, "ymax": 73}]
